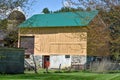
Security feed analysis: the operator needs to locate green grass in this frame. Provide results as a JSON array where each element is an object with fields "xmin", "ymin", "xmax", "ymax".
[{"xmin": 0, "ymin": 70, "xmax": 120, "ymax": 80}]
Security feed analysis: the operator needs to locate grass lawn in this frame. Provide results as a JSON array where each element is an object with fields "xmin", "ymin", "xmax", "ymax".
[{"xmin": 0, "ymin": 70, "xmax": 120, "ymax": 80}]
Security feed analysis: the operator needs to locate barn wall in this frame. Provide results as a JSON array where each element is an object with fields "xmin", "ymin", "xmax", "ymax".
[
  {"xmin": 50, "ymin": 55, "xmax": 71, "ymax": 69},
  {"xmin": 71, "ymin": 55, "xmax": 86, "ymax": 65},
  {"xmin": 19, "ymin": 27, "xmax": 87, "ymax": 56}
]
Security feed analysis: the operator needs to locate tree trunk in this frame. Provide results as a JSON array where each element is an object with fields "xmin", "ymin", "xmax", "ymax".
[{"xmin": 32, "ymin": 54, "xmax": 38, "ymax": 74}]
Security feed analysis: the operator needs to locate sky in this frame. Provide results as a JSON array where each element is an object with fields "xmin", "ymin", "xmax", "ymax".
[{"xmin": 24, "ymin": 0, "xmax": 64, "ymax": 18}]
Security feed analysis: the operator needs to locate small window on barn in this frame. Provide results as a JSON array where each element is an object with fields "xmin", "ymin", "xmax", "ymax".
[{"xmin": 65, "ymin": 55, "xmax": 70, "ymax": 58}]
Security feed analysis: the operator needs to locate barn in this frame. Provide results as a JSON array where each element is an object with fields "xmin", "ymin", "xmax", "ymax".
[{"xmin": 18, "ymin": 10, "xmax": 98, "ymax": 69}]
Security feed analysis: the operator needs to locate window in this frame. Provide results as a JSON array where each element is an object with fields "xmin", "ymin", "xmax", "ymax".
[
  {"xmin": 20, "ymin": 36, "xmax": 34, "ymax": 54},
  {"xmin": 65, "ymin": 55, "xmax": 70, "ymax": 58}
]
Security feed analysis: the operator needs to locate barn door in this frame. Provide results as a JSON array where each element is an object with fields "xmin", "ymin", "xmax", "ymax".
[{"xmin": 43, "ymin": 56, "xmax": 50, "ymax": 68}]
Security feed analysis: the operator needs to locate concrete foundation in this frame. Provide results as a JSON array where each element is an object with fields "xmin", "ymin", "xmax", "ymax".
[
  {"xmin": 32, "ymin": 55, "xmax": 86, "ymax": 69},
  {"xmin": 50, "ymin": 55, "xmax": 71, "ymax": 69}
]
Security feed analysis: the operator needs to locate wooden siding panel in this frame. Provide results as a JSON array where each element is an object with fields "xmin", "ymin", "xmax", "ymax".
[{"xmin": 19, "ymin": 27, "xmax": 87, "ymax": 55}]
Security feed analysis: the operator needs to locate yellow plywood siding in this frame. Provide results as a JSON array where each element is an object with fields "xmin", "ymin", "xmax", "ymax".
[{"xmin": 19, "ymin": 27, "xmax": 87, "ymax": 55}]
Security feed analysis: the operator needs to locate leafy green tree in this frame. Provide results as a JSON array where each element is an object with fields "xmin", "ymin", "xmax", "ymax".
[
  {"xmin": 54, "ymin": 7, "xmax": 84, "ymax": 13},
  {"xmin": 42, "ymin": 8, "xmax": 50, "ymax": 14},
  {"xmin": 4, "ymin": 31, "xmax": 18, "ymax": 47},
  {"xmin": 0, "ymin": 19, "xmax": 7, "ymax": 31}
]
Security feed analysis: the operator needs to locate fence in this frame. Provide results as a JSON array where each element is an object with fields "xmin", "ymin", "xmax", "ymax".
[{"xmin": 0, "ymin": 48, "xmax": 25, "ymax": 74}]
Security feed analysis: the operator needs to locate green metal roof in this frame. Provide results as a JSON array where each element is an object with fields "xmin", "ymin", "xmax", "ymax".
[{"xmin": 19, "ymin": 10, "xmax": 98, "ymax": 28}]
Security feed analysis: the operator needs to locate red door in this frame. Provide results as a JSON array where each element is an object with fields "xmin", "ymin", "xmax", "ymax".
[{"xmin": 43, "ymin": 56, "xmax": 50, "ymax": 68}]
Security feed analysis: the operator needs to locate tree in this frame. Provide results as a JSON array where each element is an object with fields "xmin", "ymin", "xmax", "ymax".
[
  {"xmin": 54, "ymin": 7, "xmax": 84, "ymax": 13},
  {"xmin": 0, "ymin": 0, "xmax": 35, "ymax": 47},
  {"xmin": 67, "ymin": 0, "xmax": 120, "ymax": 10},
  {"xmin": 98, "ymin": 6, "xmax": 120, "ymax": 60},
  {"xmin": 64, "ymin": 0, "xmax": 120, "ymax": 57},
  {"xmin": 0, "ymin": 0, "xmax": 35, "ymax": 19},
  {"xmin": 0, "ymin": 19, "xmax": 8, "ymax": 31},
  {"xmin": 79, "ymin": 14, "xmax": 110, "ymax": 56},
  {"xmin": 4, "ymin": 31, "xmax": 18, "ymax": 47},
  {"xmin": 42, "ymin": 8, "xmax": 50, "ymax": 14},
  {"xmin": 109, "ymin": 19, "xmax": 120, "ymax": 61}
]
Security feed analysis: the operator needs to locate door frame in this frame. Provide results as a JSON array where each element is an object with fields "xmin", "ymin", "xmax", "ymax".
[{"xmin": 42, "ymin": 55, "xmax": 50, "ymax": 68}]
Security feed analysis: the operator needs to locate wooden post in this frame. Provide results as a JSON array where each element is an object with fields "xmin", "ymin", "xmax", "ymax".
[
  {"xmin": 46, "ymin": 67, "xmax": 48, "ymax": 73},
  {"xmin": 59, "ymin": 64, "xmax": 61, "ymax": 72}
]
